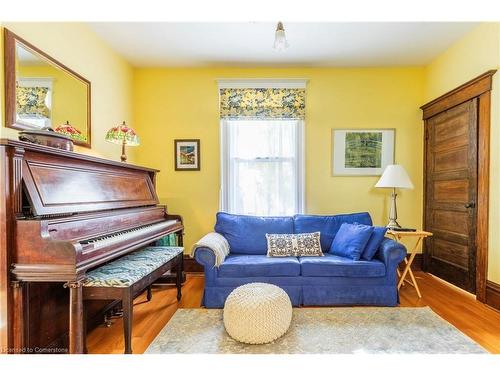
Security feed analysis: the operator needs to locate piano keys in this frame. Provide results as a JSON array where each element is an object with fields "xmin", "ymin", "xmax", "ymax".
[{"xmin": 0, "ymin": 138, "xmax": 184, "ymax": 353}]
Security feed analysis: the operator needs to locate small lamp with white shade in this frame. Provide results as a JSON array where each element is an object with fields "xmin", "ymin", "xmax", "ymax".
[{"xmin": 375, "ymin": 164, "xmax": 414, "ymax": 229}]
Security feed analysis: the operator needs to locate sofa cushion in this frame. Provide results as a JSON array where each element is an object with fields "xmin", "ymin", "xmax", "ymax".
[
  {"xmin": 215, "ymin": 212, "xmax": 294, "ymax": 254},
  {"xmin": 329, "ymin": 223, "xmax": 374, "ymax": 260},
  {"xmin": 294, "ymin": 212, "xmax": 372, "ymax": 252},
  {"xmin": 218, "ymin": 255, "xmax": 301, "ymax": 278},
  {"xmin": 299, "ymin": 253, "xmax": 386, "ymax": 277},
  {"xmin": 361, "ymin": 226, "xmax": 388, "ymax": 260}
]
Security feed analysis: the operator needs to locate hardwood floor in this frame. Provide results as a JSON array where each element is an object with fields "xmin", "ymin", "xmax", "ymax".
[
  {"xmin": 86, "ymin": 272, "xmax": 500, "ymax": 354},
  {"xmin": 86, "ymin": 275, "xmax": 205, "ymax": 354},
  {"xmin": 399, "ymin": 272, "xmax": 500, "ymax": 353}
]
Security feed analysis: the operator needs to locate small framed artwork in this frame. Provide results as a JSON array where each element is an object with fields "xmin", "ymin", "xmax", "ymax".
[
  {"xmin": 332, "ymin": 129, "xmax": 395, "ymax": 176},
  {"xmin": 174, "ymin": 139, "xmax": 200, "ymax": 171}
]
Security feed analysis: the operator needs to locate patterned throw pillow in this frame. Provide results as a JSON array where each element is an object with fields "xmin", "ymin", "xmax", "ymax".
[{"xmin": 266, "ymin": 232, "xmax": 323, "ymax": 257}]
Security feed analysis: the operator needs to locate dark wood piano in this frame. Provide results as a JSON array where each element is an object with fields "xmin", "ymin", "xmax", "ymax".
[{"xmin": 0, "ymin": 139, "xmax": 183, "ymax": 354}]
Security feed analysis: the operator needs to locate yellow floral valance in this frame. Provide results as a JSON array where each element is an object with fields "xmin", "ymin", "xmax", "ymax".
[
  {"xmin": 220, "ymin": 88, "xmax": 305, "ymax": 119},
  {"xmin": 16, "ymin": 86, "xmax": 50, "ymax": 118}
]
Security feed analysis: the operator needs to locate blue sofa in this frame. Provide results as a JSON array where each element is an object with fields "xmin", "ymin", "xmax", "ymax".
[{"xmin": 193, "ymin": 212, "xmax": 407, "ymax": 308}]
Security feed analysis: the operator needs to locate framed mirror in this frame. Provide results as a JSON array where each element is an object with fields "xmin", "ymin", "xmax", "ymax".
[{"xmin": 4, "ymin": 29, "xmax": 91, "ymax": 148}]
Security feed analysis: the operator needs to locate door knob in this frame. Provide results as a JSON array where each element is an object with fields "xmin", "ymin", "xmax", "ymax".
[{"xmin": 464, "ymin": 202, "xmax": 475, "ymax": 208}]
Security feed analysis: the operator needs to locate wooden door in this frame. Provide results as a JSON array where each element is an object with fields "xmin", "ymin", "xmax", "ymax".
[{"xmin": 424, "ymin": 99, "xmax": 478, "ymax": 293}]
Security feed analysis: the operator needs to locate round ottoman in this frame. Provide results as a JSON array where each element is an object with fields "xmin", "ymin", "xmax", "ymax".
[{"xmin": 223, "ymin": 283, "xmax": 292, "ymax": 344}]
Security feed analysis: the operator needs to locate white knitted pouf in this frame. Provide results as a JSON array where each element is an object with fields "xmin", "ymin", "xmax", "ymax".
[{"xmin": 223, "ymin": 283, "xmax": 292, "ymax": 344}]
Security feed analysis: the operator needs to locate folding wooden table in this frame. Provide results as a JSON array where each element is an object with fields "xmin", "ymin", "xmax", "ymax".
[{"xmin": 387, "ymin": 230, "xmax": 433, "ymax": 298}]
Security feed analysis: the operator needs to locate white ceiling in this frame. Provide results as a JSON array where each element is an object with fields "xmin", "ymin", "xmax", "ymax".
[{"xmin": 87, "ymin": 22, "xmax": 478, "ymax": 67}]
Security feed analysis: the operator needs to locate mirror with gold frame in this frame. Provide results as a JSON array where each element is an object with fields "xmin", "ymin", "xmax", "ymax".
[{"xmin": 4, "ymin": 29, "xmax": 91, "ymax": 148}]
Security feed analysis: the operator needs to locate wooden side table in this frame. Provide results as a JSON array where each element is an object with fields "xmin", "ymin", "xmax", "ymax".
[{"xmin": 386, "ymin": 230, "xmax": 433, "ymax": 298}]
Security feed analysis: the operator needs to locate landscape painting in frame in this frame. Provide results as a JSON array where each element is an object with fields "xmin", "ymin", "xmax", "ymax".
[
  {"xmin": 175, "ymin": 139, "xmax": 200, "ymax": 171},
  {"xmin": 332, "ymin": 129, "xmax": 394, "ymax": 175}
]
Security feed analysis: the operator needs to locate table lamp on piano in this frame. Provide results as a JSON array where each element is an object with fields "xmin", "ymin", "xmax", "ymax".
[
  {"xmin": 105, "ymin": 121, "xmax": 140, "ymax": 162},
  {"xmin": 375, "ymin": 164, "xmax": 414, "ymax": 230}
]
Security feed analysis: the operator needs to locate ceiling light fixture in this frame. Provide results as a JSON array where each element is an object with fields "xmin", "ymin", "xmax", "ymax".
[{"xmin": 273, "ymin": 22, "xmax": 289, "ymax": 51}]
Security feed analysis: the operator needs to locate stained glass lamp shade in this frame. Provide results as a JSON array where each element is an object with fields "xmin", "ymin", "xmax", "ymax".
[
  {"xmin": 54, "ymin": 121, "xmax": 87, "ymax": 142},
  {"xmin": 105, "ymin": 121, "xmax": 140, "ymax": 162}
]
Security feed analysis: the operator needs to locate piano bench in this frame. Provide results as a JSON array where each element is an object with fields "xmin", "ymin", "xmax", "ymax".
[{"xmin": 82, "ymin": 246, "xmax": 184, "ymax": 354}]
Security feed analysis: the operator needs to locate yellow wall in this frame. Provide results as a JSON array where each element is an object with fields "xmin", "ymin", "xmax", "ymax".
[
  {"xmin": 18, "ymin": 65, "xmax": 88, "ymax": 138},
  {"xmin": 2, "ymin": 22, "xmax": 497, "ymax": 282},
  {"xmin": 133, "ymin": 67, "xmax": 425, "ymax": 252},
  {"xmin": 0, "ymin": 23, "xmax": 135, "ymax": 162},
  {"xmin": 424, "ymin": 22, "xmax": 500, "ymax": 283}
]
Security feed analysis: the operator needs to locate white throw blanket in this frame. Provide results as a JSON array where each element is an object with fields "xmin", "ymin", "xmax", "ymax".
[{"xmin": 190, "ymin": 232, "xmax": 230, "ymax": 267}]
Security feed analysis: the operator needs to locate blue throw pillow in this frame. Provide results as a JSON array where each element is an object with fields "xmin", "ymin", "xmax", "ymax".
[
  {"xmin": 294, "ymin": 212, "xmax": 372, "ymax": 252},
  {"xmin": 329, "ymin": 223, "xmax": 374, "ymax": 260},
  {"xmin": 361, "ymin": 226, "xmax": 388, "ymax": 260}
]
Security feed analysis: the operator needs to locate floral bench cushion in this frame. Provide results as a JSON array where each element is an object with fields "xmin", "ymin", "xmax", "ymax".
[{"xmin": 82, "ymin": 246, "xmax": 184, "ymax": 288}]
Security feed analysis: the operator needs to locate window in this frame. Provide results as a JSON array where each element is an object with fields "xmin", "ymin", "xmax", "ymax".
[
  {"xmin": 16, "ymin": 77, "xmax": 53, "ymax": 129},
  {"xmin": 221, "ymin": 118, "xmax": 304, "ymax": 216},
  {"xmin": 218, "ymin": 80, "xmax": 307, "ymax": 216}
]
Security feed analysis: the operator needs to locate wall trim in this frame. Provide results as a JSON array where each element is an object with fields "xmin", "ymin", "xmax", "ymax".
[
  {"xmin": 217, "ymin": 78, "xmax": 308, "ymax": 89},
  {"xmin": 17, "ymin": 77, "xmax": 54, "ymax": 89},
  {"xmin": 486, "ymin": 280, "xmax": 500, "ymax": 312},
  {"xmin": 183, "ymin": 255, "xmax": 203, "ymax": 273},
  {"xmin": 398, "ymin": 253, "xmax": 422, "ymax": 272},
  {"xmin": 420, "ymin": 70, "xmax": 496, "ymax": 119},
  {"xmin": 411, "ymin": 254, "xmax": 423, "ymax": 271}
]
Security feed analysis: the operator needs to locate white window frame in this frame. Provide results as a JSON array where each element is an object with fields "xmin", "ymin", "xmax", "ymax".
[
  {"xmin": 218, "ymin": 79, "xmax": 307, "ymax": 215},
  {"xmin": 220, "ymin": 119, "xmax": 305, "ymax": 215},
  {"xmin": 220, "ymin": 78, "xmax": 308, "ymax": 214},
  {"xmin": 217, "ymin": 78, "xmax": 308, "ymax": 89}
]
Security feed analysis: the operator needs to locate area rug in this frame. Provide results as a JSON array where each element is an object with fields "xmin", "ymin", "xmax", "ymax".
[{"xmin": 145, "ymin": 307, "xmax": 486, "ymax": 354}]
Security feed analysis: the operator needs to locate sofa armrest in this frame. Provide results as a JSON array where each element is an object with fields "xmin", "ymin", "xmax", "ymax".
[
  {"xmin": 192, "ymin": 247, "xmax": 219, "ymax": 285},
  {"xmin": 193, "ymin": 247, "xmax": 217, "ymax": 268},
  {"xmin": 191, "ymin": 232, "xmax": 230, "ymax": 267},
  {"xmin": 376, "ymin": 238, "xmax": 407, "ymax": 270}
]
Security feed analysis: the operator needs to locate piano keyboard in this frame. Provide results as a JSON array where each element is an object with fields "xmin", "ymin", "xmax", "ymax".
[{"xmin": 80, "ymin": 220, "xmax": 178, "ymax": 249}]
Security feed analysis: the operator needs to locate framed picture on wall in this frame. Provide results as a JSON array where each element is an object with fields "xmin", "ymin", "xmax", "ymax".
[
  {"xmin": 175, "ymin": 139, "xmax": 200, "ymax": 171},
  {"xmin": 332, "ymin": 129, "xmax": 395, "ymax": 176}
]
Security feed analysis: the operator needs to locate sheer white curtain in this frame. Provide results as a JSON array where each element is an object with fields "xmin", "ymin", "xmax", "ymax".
[{"xmin": 221, "ymin": 119, "xmax": 304, "ymax": 216}]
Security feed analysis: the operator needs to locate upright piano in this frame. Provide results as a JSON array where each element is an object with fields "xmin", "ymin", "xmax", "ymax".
[{"xmin": 0, "ymin": 139, "xmax": 183, "ymax": 353}]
